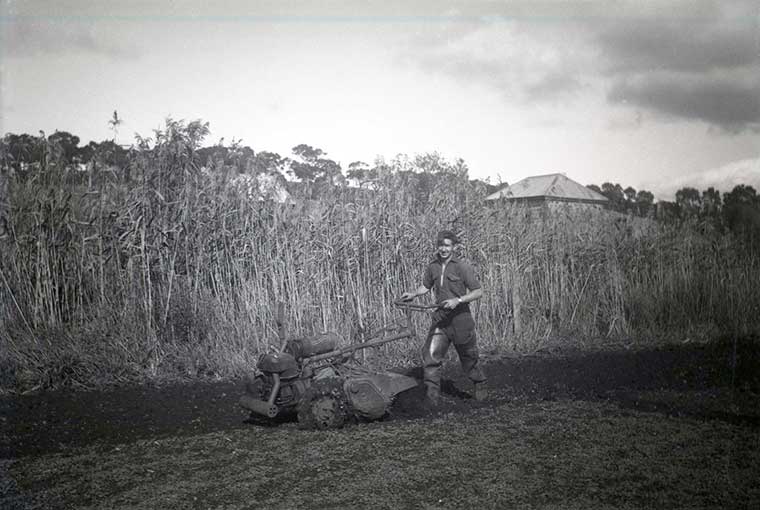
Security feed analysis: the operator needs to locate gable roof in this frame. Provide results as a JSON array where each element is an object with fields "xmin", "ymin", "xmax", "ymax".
[{"xmin": 485, "ymin": 173, "xmax": 608, "ymax": 203}]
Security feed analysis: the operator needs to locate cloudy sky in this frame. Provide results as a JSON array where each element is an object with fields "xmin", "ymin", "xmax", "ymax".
[{"xmin": 1, "ymin": 0, "xmax": 758, "ymax": 199}]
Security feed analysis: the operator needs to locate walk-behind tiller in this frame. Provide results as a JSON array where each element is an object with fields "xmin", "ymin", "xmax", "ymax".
[{"xmin": 239, "ymin": 301, "xmax": 441, "ymax": 429}]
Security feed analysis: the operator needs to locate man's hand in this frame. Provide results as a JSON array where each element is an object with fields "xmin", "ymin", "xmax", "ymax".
[
  {"xmin": 441, "ymin": 297, "xmax": 462, "ymax": 309},
  {"xmin": 401, "ymin": 286, "xmax": 430, "ymax": 302}
]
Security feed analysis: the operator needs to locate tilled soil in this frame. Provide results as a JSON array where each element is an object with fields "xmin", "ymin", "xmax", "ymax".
[{"xmin": 2, "ymin": 339, "xmax": 759, "ymax": 460}]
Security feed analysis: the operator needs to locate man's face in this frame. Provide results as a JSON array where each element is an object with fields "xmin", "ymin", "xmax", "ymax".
[{"xmin": 437, "ymin": 238, "xmax": 454, "ymax": 261}]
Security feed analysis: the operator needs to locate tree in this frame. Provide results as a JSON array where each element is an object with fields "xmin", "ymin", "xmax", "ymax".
[
  {"xmin": 95, "ymin": 140, "xmax": 128, "ymax": 169},
  {"xmin": 723, "ymin": 184, "xmax": 760, "ymax": 235},
  {"xmin": 196, "ymin": 144, "xmax": 231, "ymax": 169},
  {"xmin": 76, "ymin": 140, "xmax": 128, "ymax": 168},
  {"xmin": 411, "ymin": 152, "xmax": 469, "ymax": 179},
  {"xmin": 347, "ymin": 160, "xmax": 376, "ymax": 184},
  {"xmin": 47, "ymin": 131, "xmax": 81, "ymax": 163},
  {"xmin": 196, "ymin": 140, "xmax": 257, "ymax": 174},
  {"xmin": 288, "ymin": 144, "xmax": 344, "ymax": 187},
  {"xmin": 0, "ymin": 133, "xmax": 44, "ymax": 173},
  {"xmin": 675, "ymin": 187, "xmax": 702, "ymax": 217},
  {"xmin": 77, "ymin": 141, "xmax": 98, "ymax": 164},
  {"xmin": 601, "ymin": 182, "xmax": 625, "ymax": 212},
  {"xmin": 586, "ymin": 184, "xmax": 603, "ymax": 195},
  {"xmin": 701, "ymin": 187, "xmax": 721, "ymax": 218},
  {"xmin": 228, "ymin": 143, "xmax": 255, "ymax": 174},
  {"xmin": 250, "ymin": 151, "xmax": 286, "ymax": 176},
  {"xmin": 635, "ymin": 190, "xmax": 654, "ymax": 217},
  {"xmin": 657, "ymin": 201, "xmax": 681, "ymax": 222}
]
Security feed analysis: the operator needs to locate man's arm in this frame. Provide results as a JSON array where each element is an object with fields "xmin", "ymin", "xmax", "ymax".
[
  {"xmin": 440, "ymin": 262, "xmax": 482, "ymax": 309},
  {"xmin": 458, "ymin": 287, "xmax": 483, "ymax": 304},
  {"xmin": 441, "ymin": 287, "xmax": 482, "ymax": 309},
  {"xmin": 401, "ymin": 263, "xmax": 434, "ymax": 302},
  {"xmin": 400, "ymin": 285, "xmax": 430, "ymax": 302}
]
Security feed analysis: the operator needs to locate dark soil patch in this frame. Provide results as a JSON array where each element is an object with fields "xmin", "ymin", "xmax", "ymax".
[
  {"xmin": 2, "ymin": 339, "xmax": 758, "ymax": 459},
  {"xmin": 0, "ymin": 381, "xmax": 245, "ymax": 459}
]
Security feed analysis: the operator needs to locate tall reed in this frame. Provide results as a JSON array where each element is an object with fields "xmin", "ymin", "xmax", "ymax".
[{"xmin": 1, "ymin": 120, "xmax": 758, "ymax": 391}]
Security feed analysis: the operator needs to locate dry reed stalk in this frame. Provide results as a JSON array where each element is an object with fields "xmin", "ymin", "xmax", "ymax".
[{"xmin": 2, "ymin": 121, "xmax": 759, "ymax": 390}]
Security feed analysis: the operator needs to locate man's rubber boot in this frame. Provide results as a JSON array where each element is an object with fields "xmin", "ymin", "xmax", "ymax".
[
  {"xmin": 426, "ymin": 384, "xmax": 441, "ymax": 406},
  {"xmin": 473, "ymin": 381, "xmax": 487, "ymax": 401}
]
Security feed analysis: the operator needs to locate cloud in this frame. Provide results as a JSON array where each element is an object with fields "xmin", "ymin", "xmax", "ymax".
[
  {"xmin": 597, "ymin": 17, "xmax": 757, "ymax": 75},
  {"xmin": 596, "ymin": 2, "xmax": 760, "ymax": 132},
  {"xmin": 1, "ymin": 19, "xmax": 139, "ymax": 59},
  {"xmin": 399, "ymin": 2, "xmax": 760, "ymax": 132},
  {"xmin": 608, "ymin": 73, "xmax": 760, "ymax": 132},
  {"xmin": 401, "ymin": 17, "xmax": 593, "ymax": 103},
  {"xmin": 648, "ymin": 157, "xmax": 760, "ymax": 200},
  {"xmin": 524, "ymin": 71, "xmax": 584, "ymax": 101},
  {"xmin": 605, "ymin": 110, "xmax": 643, "ymax": 131}
]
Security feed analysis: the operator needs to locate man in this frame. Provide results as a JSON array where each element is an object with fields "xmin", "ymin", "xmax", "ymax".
[{"xmin": 401, "ymin": 230, "xmax": 487, "ymax": 404}]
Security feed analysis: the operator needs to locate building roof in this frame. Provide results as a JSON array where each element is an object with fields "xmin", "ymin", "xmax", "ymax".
[{"xmin": 485, "ymin": 173, "xmax": 608, "ymax": 203}]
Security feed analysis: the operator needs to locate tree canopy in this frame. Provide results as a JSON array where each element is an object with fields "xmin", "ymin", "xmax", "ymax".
[{"xmin": 3, "ymin": 123, "xmax": 758, "ymax": 243}]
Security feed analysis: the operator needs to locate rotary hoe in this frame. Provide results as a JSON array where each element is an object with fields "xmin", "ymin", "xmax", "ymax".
[{"xmin": 239, "ymin": 301, "xmax": 440, "ymax": 429}]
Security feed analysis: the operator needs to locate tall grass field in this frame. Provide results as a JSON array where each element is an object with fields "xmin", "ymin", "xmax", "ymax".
[{"xmin": 1, "ymin": 121, "xmax": 758, "ymax": 392}]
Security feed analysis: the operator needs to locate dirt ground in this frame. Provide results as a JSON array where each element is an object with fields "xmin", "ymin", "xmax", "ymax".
[{"xmin": 1, "ymin": 338, "xmax": 759, "ymax": 509}]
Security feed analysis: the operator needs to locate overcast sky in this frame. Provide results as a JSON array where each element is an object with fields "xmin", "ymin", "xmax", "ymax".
[{"xmin": 1, "ymin": 0, "xmax": 758, "ymax": 199}]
